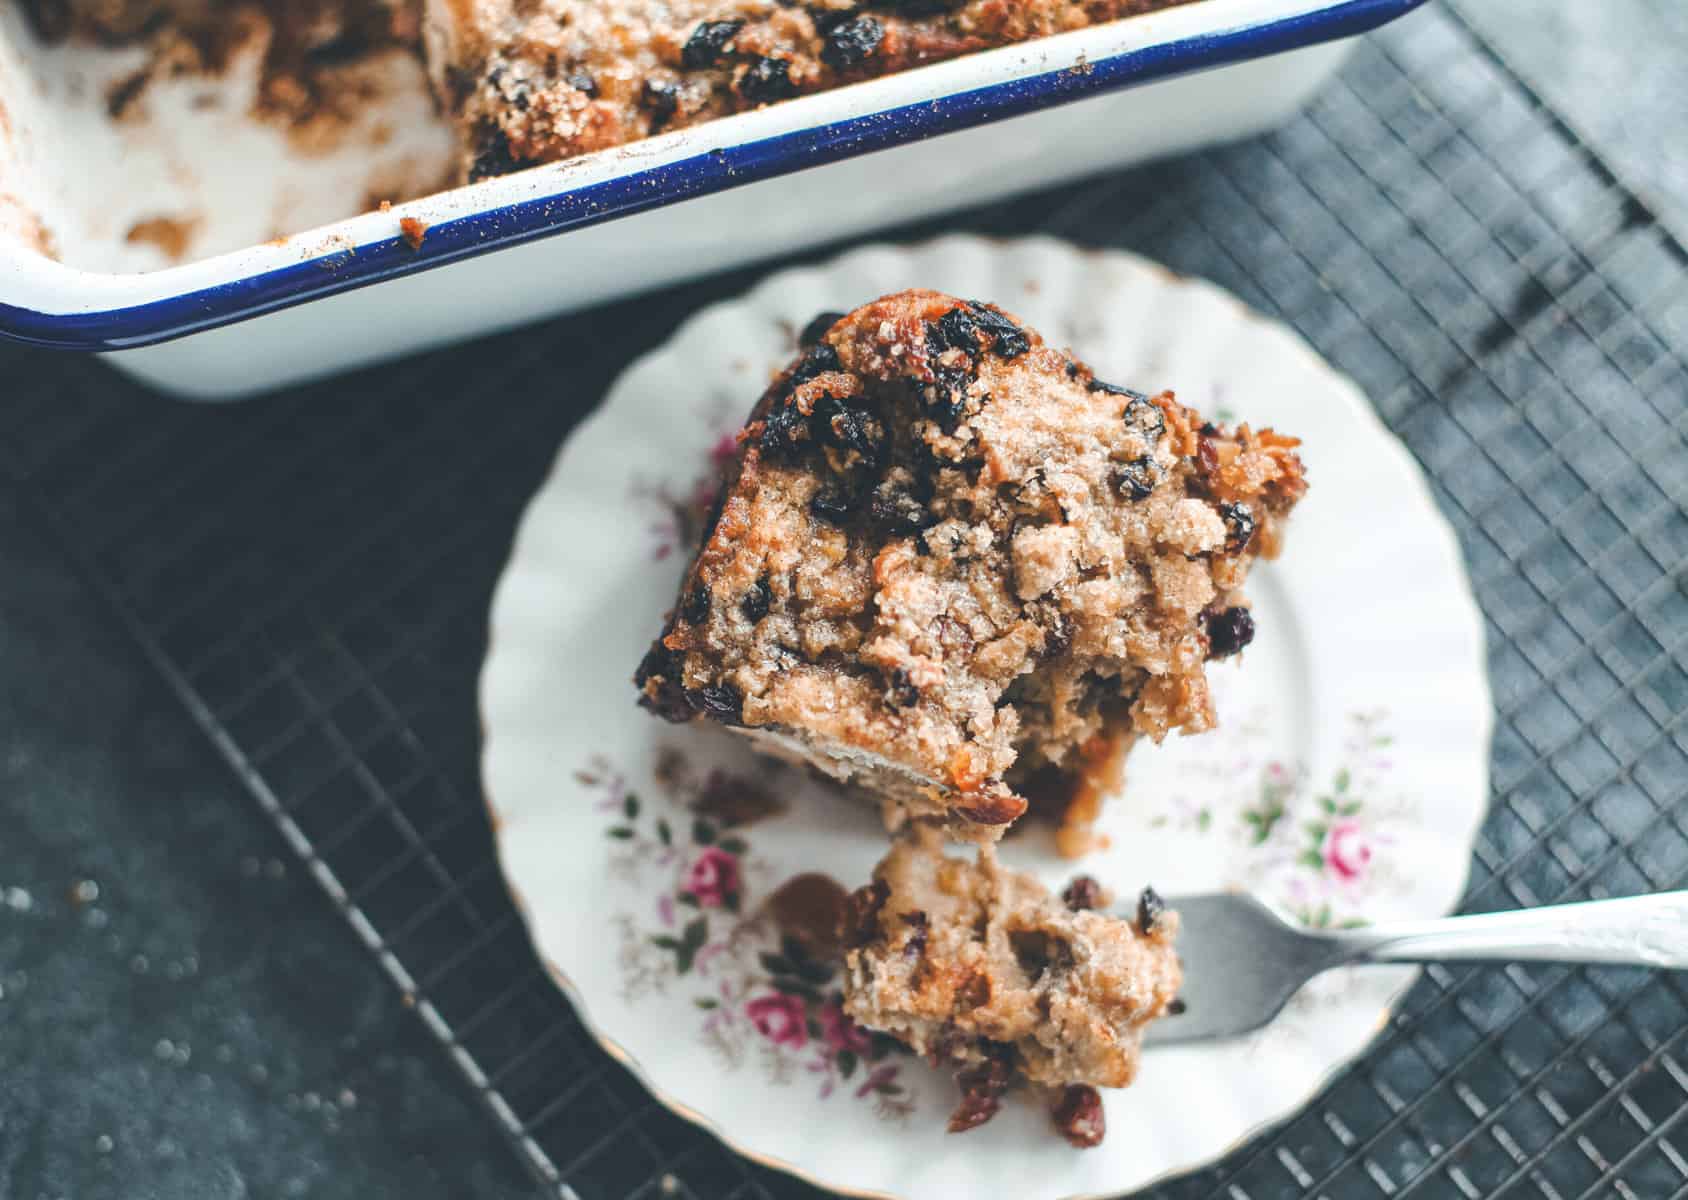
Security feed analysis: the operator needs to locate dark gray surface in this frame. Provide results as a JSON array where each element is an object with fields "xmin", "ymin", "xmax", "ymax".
[
  {"xmin": 1, "ymin": 4, "xmax": 1686, "ymax": 1200},
  {"xmin": 1447, "ymin": 0, "xmax": 1688, "ymax": 244},
  {"xmin": 0, "ymin": 490, "xmax": 532, "ymax": 1200}
]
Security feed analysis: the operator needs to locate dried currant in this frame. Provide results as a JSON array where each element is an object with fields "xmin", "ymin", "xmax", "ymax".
[
  {"xmin": 739, "ymin": 56, "xmax": 795, "ymax": 102},
  {"xmin": 1125, "ymin": 395, "xmax": 1166, "ymax": 442},
  {"xmin": 1136, "ymin": 886, "xmax": 1167, "ymax": 935},
  {"xmin": 901, "ymin": 910, "xmax": 929, "ymax": 959},
  {"xmin": 1205, "ymin": 605, "xmax": 1255, "ymax": 659},
  {"xmin": 685, "ymin": 682, "xmax": 744, "ymax": 726},
  {"xmin": 809, "ymin": 485, "xmax": 860, "ymax": 525},
  {"xmin": 681, "ymin": 19, "xmax": 743, "ymax": 68},
  {"xmin": 633, "ymin": 644, "xmax": 692, "ymax": 723},
  {"xmin": 641, "ymin": 78, "xmax": 680, "ymax": 128},
  {"xmin": 954, "ymin": 790, "xmax": 1028, "ymax": 825},
  {"xmin": 681, "ymin": 582, "xmax": 711, "ymax": 626},
  {"xmin": 567, "ymin": 70, "xmax": 599, "ymax": 97},
  {"xmin": 813, "ymin": 395, "xmax": 884, "ymax": 464},
  {"xmin": 821, "ymin": 15, "xmax": 884, "ymax": 69},
  {"xmin": 1086, "ymin": 378, "xmax": 1149, "ymax": 401},
  {"xmin": 948, "ymin": 1057, "xmax": 1012, "ymax": 1134},
  {"xmin": 468, "ymin": 123, "xmax": 522, "ymax": 182},
  {"xmin": 885, "ymin": 667, "xmax": 920, "ymax": 709},
  {"xmin": 759, "ymin": 399, "xmax": 809, "ymax": 457},
  {"xmin": 1114, "ymin": 455, "xmax": 1158, "ymax": 501},
  {"xmin": 1041, "ymin": 616, "xmax": 1071, "ymax": 660},
  {"xmin": 799, "ymin": 310, "xmax": 845, "ymax": 345},
  {"xmin": 1009, "ymin": 929, "xmax": 1072, "ymax": 980},
  {"xmin": 487, "ymin": 65, "xmax": 533, "ymax": 110},
  {"xmin": 740, "ymin": 575, "xmax": 772, "ymax": 623},
  {"xmin": 1051, "ymin": 1085, "xmax": 1106, "ymax": 1148},
  {"xmin": 947, "ymin": 1092, "xmax": 1000, "ymax": 1134},
  {"xmin": 1061, "ymin": 875, "xmax": 1105, "ymax": 912},
  {"xmin": 633, "ymin": 642, "xmax": 670, "ymax": 689},
  {"xmin": 1167, "ymin": 997, "xmax": 1188, "ymax": 1016},
  {"xmin": 1195, "ymin": 433, "xmax": 1220, "ymax": 478},
  {"xmin": 929, "ymin": 306, "xmax": 981, "ymax": 358},
  {"xmin": 922, "ymin": 365, "xmax": 974, "ymax": 433},
  {"xmin": 965, "ymin": 302, "xmax": 1031, "ymax": 358},
  {"xmin": 790, "ymin": 340, "xmax": 842, "ymax": 382},
  {"xmin": 1219, "ymin": 501, "xmax": 1255, "ymax": 554},
  {"xmin": 870, "ymin": 486, "xmax": 935, "ymax": 537},
  {"xmin": 840, "ymin": 877, "xmax": 891, "ymax": 949},
  {"xmin": 936, "ymin": 366, "xmax": 975, "ymax": 417}
]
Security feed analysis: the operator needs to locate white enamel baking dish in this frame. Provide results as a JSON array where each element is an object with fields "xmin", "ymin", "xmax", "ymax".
[{"xmin": 0, "ymin": 0, "xmax": 1425, "ymax": 398}]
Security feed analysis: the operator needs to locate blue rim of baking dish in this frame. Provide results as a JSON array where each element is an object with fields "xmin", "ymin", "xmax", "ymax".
[{"xmin": 0, "ymin": 0, "xmax": 1424, "ymax": 352}]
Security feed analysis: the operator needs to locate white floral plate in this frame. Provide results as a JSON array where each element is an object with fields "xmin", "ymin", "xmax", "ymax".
[{"xmin": 480, "ymin": 236, "xmax": 1492, "ymax": 1199}]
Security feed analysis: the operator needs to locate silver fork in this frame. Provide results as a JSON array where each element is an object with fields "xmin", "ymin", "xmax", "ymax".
[{"xmin": 1146, "ymin": 891, "xmax": 1688, "ymax": 1045}]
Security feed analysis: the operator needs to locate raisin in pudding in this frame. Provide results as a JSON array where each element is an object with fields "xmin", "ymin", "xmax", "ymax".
[
  {"xmin": 840, "ymin": 832, "xmax": 1181, "ymax": 1143},
  {"xmin": 634, "ymin": 289, "xmax": 1306, "ymax": 844},
  {"xmin": 425, "ymin": 0, "xmax": 1201, "ymax": 180}
]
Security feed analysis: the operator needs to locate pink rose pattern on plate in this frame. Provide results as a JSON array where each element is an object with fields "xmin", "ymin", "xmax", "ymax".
[
  {"xmin": 685, "ymin": 846, "xmax": 742, "ymax": 909},
  {"xmin": 1320, "ymin": 819, "xmax": 1374, "ymax": 883},
  {"xmin": 581, "ymin": 750, "xmax": 913, "ymax": 1119},
  {"xmin": 581, "ymin": 706, "xmax": 1403, "ymax": 1119},
  {"xmin": 745, "ymin": 992, "xmax": 809, "ymax": 1048},
  {"xmin": 1155, "ymin": 709, "xmax": 1404, "ymax": 929}
]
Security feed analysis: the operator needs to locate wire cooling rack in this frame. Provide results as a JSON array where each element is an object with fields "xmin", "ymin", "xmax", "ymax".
[{"xmin": 3, "ymin": 4, "xmax": 1686, "ymax": 1197}]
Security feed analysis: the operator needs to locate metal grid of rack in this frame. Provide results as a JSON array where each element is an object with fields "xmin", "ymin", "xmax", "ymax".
[{"xmin": 2, "ymin": 3, "xmax": 1686, "ymax": 1196}]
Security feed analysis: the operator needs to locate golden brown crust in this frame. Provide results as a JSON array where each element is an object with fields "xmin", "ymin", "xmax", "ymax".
[
  {"xmin": 634, "ymin": 289, "xmax": 1306, "ymax": 837},
  {"xmin": 428, "ymin": 0, "xmax": 1202, "ymax": 180}
]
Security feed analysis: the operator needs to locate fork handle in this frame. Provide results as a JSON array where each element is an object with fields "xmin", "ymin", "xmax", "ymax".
[{"xmin": 1344, "ymin": 892, "xmax": 1688, "ymax": 969}]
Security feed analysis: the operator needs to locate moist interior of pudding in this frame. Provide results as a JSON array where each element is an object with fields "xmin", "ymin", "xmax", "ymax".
[{"xmin": 839, "ymin": 830, "xmax": 1182, "ymax": 1093}]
